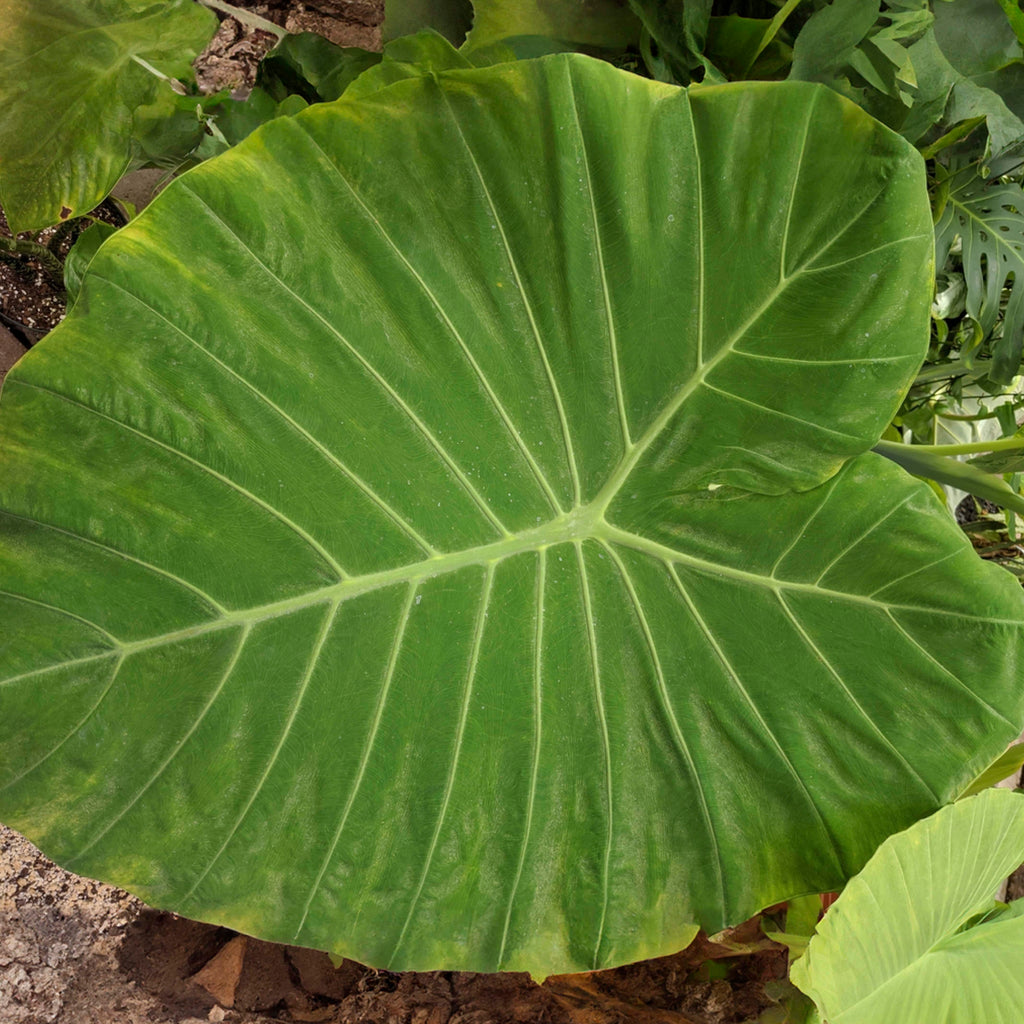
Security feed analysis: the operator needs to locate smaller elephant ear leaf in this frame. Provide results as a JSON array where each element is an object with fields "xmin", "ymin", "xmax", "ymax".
[
  {"xmin": 0, "ymin": 0, "xmax": 217, "ymax": 232},
  {"xmin": 0, "ymin": 55, "xmax": 1022, "ymax": 976},
  {"xmin": 793, "ymin": 790, "xmax": 1024, "ymax": 1024}
]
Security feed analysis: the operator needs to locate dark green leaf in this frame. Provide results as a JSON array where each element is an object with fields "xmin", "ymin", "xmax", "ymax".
[
  {"xmin": 895, "ymin": 30, "xmax": 959, "ymax": 141},
  {"xmin": 258, "ymin": 33, "xmax": 382, "ymax": 104},
  {"xmin": 465, "ymin": 0, "xmax": 640, "ymax": 52},
  {"xmin": 63, "ymin": 221, "xmax": 119, "ymax": 304},
  {"xmin": 345, "ymin": 31, "xmax": 478, "ymax": 99},
  {"xmin": 627, "ymin": 0, "xmax": 717, "ymax": 81},
  {"xmin": 383, "ymin": 0, "xmax": 473, "ymax": 46},
  {"xmin": 789, "ymin": 0, "xmax": 880, "ymax": 84},
  {"xmin": 706, "ymin": 16, "xmax": 793, "ymax": 80},
  {"xmin": 932, "ymin": 0, "xmax": 1021, "ymax": 78},
  {"xmin": 132, "ymin": 90, "xmax": 210, "ymax": 170},
  {"xmin": 945, "ymin": 78, "xmax": 1024, "ymax": 157}
]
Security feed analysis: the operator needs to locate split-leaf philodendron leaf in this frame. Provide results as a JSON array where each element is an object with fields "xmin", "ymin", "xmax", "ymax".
[
  {"xmin": 0, "ymin": 0, "xmax": 217, "ymax": 233},
  {"xmin": 1, "ymin": 55, "xmax": 1023, "ymax": 976}
]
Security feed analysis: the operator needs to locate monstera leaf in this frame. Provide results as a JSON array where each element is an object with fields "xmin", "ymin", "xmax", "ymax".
[
  {"xmin": 793, "ymin": 790, "xmax": 1024, "ymax": 1024},
  {"xmin": 1, "ymin": 56, "xmax": 1022, "ymax": 976},
  {"xmin": 0, "ymin": 0, "xmax": 217, "ymax": 232},
  {"xmin": 935, "ymin": 165, "xmax": 1024, "ymax": 384}
]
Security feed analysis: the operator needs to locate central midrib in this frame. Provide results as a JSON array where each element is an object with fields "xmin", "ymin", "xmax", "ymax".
[{"xmin": 106, "ymin": 507, "xmax": 980, "ymax": 660}]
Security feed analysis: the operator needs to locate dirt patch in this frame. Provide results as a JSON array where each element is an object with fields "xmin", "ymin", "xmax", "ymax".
[
  {"xmin": 193, "ymin": 13, "xmax": 278, "ymax": 95},
  {"xmin": 193, "ymin": 0, "xmax": 383, "ymax": 94},
  {"xmin": 0, "ymin": 326, "xmax": 26, "ymax": 386},
  {"xmin": 0, "ymin": 209, "xmax": 70, "ymax": 352},
  {"xmin": 2, "ymin": 825, "xmax": 790, "ymax": 1024},
  {"xmin": 1, "ymin": 826, "xmax": 152, "ymax": 1024}
]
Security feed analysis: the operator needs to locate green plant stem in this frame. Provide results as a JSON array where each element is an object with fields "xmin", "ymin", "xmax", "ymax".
[
  {"xmin": 939, "ymin": 400, "xmax": 1024, "ymax": 421},
  {"xmin": 0, "ymin": 233, "xmax": 63, "ymax": 285},
  {"xmin": 919, "ymin": 117, "xmax": 986, "ymax": 160},
  {"xmin": 902, "ymin": 437, "xmax": 1024, "ymax": 456},
  {"xmin": 997, "ymin": 0, "xmax": 1024, "ymax": 47},
  {"xmin": 130, "ymin": 54, "xmax": 187, "ymax": 94},
  {"xmin": 195, "ymin": 0, "xmax": 286, "ymax": 39},
  {"xmin": 742, "ymin": 0, "xmax": 804, "ymax": 76},
  {"xmin": 913, "ymin": 362, "xmax": 975, "ymax": 384},
  {"xmin": 46, "ymin": 219, "xmax": 77, "ymax": 257},
  {"xmin": 975, "ymin": 542, "xmax": 1024, "ymax": 555},
  {"xmin": 874, "ymin": 439, "xmax": 1024, "ymax": 516}
]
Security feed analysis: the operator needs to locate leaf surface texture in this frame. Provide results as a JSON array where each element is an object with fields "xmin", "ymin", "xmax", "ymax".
[{"xmin": 1, "ymin": 57, "xmax": 1021, "ymax": 975}]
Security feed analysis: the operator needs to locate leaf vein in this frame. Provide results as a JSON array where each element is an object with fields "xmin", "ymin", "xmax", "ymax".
[
  {"xmin": 0, "ymin": 588, "xmax": 119, "ymax": 645},
  {"xmin": 813, "ymin": 493, "xmax": 916, "ymax": 584},
  {"xmin": 90, "ymin": 274, "xmax": 440, "ymax": 558},
  {"xmin": 67, "ymin": 625, "xmax": 249, "ymax": 865},
  {"xmin": 0, "ymin": 509, "xmax": 225, "ymax": 616},
  {"xmin": 390, "ymin": 565, "xmax": 495, "ymax": 964},
  {"xmin": 884, "ymin": 611, "xmax": 1016, "ymax": 729},
  {"xmin": 667, "ymin": 562, "xmax": 847, "ymax": 876},
  {"xmin": 293, "ymin": 125, "xmax": 565, "ymax": 519},
  {"xmin": 292, "ymin": 583, "xmax": 418, "ymax": 941},
  {"xmin": 701, "ymin": 380, "xmax": 863, "ymax": 441},
  {"xmin": 602, "ymin": 542, "xmax": 727, "ymax": 916},
  {"xmin": 497, "ymin": 550, "xmax": 545, "ymax": 970},
  {"xmin": 177, "ymin": 183, "xmax": 510, "ymax": 538},
  {"xmin": 565, "ymin": 63, "xmax": 630, "ymax": 451},
  {"xmin": 775, "ymin": 592, "xmax": 938, "ymax": 801},
  {"xmin": 437, "ymin": 87, "xmax": 583, "ymax": 507},
  {"xmin": 0, "ymin": 653, "xmax": 124, "ymax": 792},
  {"xmin": 9, "ymin": 378, "xmax": 347, "ymax": 581},
  {"xmin": 180, "ymin": 600, "xmax": 339, "ymax": 902},
  {"xmin": 576, "ymin": 542, "xmax": 613, "ymax": 970},
  {"xmin": 779, "ymin": 93, "xmax": 817, "ymax": 280}
]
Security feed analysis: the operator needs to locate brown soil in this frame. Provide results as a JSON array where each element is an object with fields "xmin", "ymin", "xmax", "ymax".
[{"xmin": 1, "ymin": 825, "xmax": 789, "ymax": 1024}]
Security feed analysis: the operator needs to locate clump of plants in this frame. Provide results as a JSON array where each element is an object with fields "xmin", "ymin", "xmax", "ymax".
[{"xmin": 3, "ymin": 1, "xmax": 1024, "ymax": 1020}]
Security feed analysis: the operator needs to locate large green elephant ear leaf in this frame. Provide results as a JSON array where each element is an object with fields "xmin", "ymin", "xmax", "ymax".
[
  {"xmin": 0, "ymin": 0, "xmax": 217, "ymax": 233},
  {"xmin": 1, "ymin": 55, "xmax": 1022, "ymax": 976},
  {"xmin": 792, "ymin": 789, "xmax": 1024, "ymax": 1024}
]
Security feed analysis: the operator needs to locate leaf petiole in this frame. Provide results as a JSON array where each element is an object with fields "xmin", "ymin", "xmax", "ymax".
[{"xmin": 195, "ymin": 0, "xmax": 287, "ymax": 39}]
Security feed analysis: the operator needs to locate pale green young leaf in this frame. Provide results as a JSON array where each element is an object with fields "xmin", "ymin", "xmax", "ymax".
[{"xmin": 793, "ymin": 790, "xmax": 1024, "ymax": 1024}]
